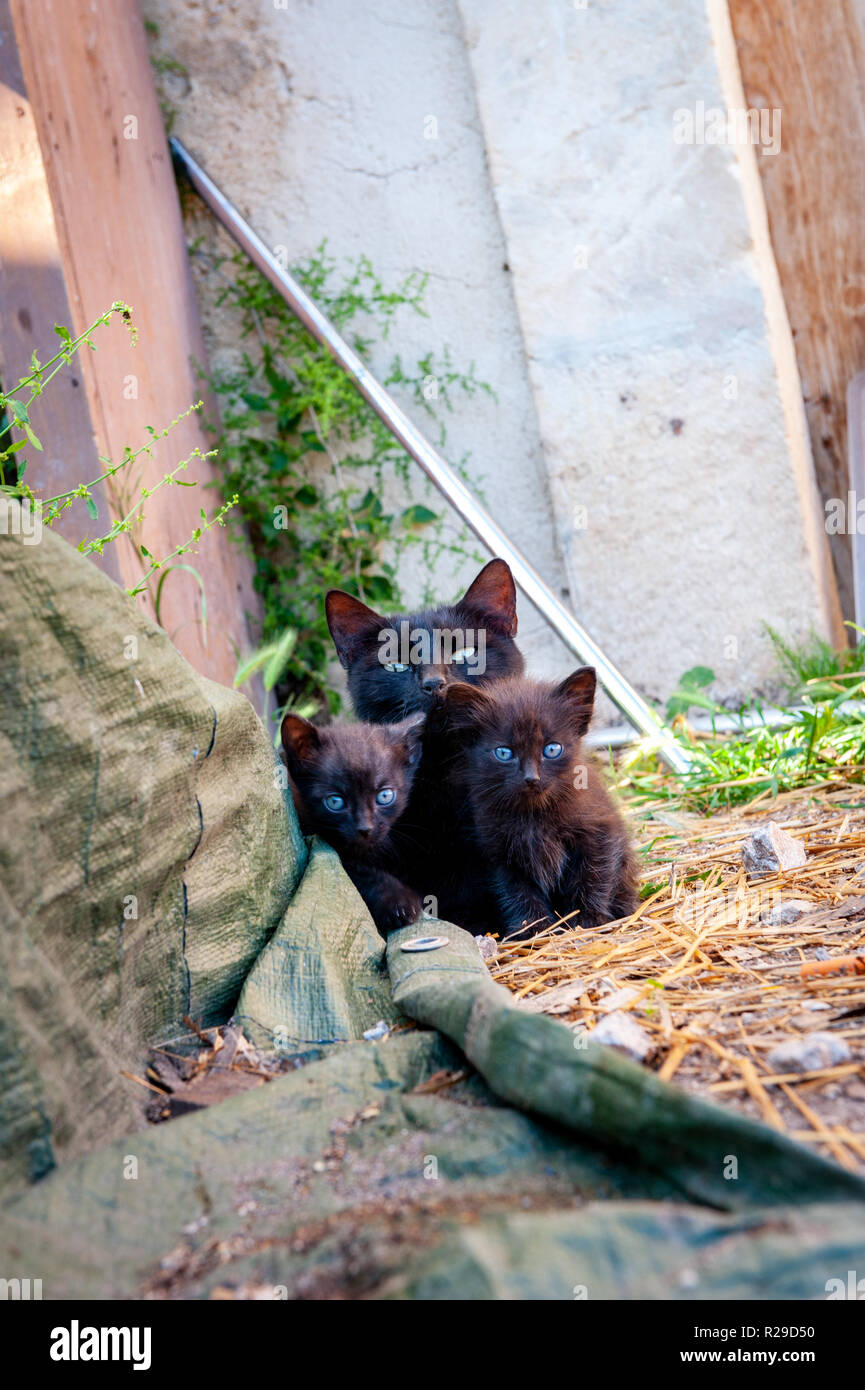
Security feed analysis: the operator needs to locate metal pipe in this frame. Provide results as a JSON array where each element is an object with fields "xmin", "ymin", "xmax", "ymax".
[
  {"xmin": 170, "ymin": 137, "xmax": 690, "ymax": 774},
  {"xmin": 847, "ymin": 370, "xmax": 865, "ymax": 635},
  {"xmin": 586, "ymin": 699, "xmax": 865, "ymax": 750}
]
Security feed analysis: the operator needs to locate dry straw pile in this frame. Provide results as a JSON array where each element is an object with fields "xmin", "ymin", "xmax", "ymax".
[{"xmin": 492, "ymin": 785, "xmax": 865, "ymax": 1171}]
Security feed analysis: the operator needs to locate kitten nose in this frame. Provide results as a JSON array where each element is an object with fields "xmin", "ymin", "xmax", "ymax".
[
  {"xmin": 357, "ymin": 823, "xmax": 373, "ymax": 837},
  {"xmin": 523, "ymin": 764, "xmax": 540, "ymax": 785},
  {"xmin": 422, "ymin": 672, "xmax": 446, "ymax": 693}
]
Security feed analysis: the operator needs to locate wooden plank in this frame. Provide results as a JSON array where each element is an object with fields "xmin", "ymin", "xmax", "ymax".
[
  {"xmin": 8, "ymin": 0, "xmax": 260, "ymax": 689},
  {"xmin": 728, "ymin": 0, "xmax": 865, "ymax": 627},
  {"xmin": 0, "ymin": 0, "xmax": 120, "ymax": 576}
]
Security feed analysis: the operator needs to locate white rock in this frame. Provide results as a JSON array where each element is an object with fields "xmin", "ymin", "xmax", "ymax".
[
  {"xmin": 741, "ymin": 822, "xmax": 807, "ymax": 878},
  {"xmin": 766, "ymin": 1033, "xmax": 851, "ymax": 1074},
  {"xmin": 362, "ymin": 1020, "xmax": 389, "ymax": 1042},
  {"xmin": 598, "ymin": 986, "xmax": 641, "ymax": 1014},
  {"xmin": 761, "ymin": 899, "xmax": 813, "ymax": 925},
  {"xmin": 590, "ymin": 1010, "xmax": 653, "ymax": 1063},
  {"xmin": 476, "ymin": 935, "xmax": 499, "ymax": 964}
]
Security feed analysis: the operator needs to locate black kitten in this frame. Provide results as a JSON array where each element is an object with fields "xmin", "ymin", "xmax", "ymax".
[
  {"xmin": 281, "ymin": 712, "xmax": 425, "ymax": 933},
  {"xmin": 442, "ymin": 669, "xmax": 638, "ymax": 937},
  {"xmin": 325, "ymin": 560, "xmax": 525, "ymax": 925},
  {"xmin": 325, "ymin": 558, "xmax": 524, "ymax": 723}
]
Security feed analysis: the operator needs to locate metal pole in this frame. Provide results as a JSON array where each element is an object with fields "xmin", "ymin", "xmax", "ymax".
[
  {"xmin": 847, "ymin": 371, "xmax": 865, "ymax": 636},
  {"xmin": 170, "ymin": 137, "xmax": 690, "ymax": 774}
]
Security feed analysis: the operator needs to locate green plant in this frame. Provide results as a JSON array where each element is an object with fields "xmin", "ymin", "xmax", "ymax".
[
  {"xmin": 765, "ymin": 623, "xmax": 865, "ymax": 697},
  {"xmin": 619, "ymin": 670, "xmax": 865, "ymax": 818},
  {"xmin": 665, "ymin": 664, "xmax": 717, "ymax": 719},
  {"xmin": 206, "ymin": 244, "xmax": 489, "ymax": 717},
  {"xmin": 0, "ymin": 304, "xmax": 237, "ymax": 605}
]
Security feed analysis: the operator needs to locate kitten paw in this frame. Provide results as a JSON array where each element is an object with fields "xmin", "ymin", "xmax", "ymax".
[{"xmin": 376, "ymin": 887, "xmax": 423, "ymax": 933}]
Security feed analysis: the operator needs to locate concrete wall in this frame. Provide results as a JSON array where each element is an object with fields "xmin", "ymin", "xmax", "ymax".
[{"xmin": 144, "ymin": 0, "xmax": 839, "ymax": 717}]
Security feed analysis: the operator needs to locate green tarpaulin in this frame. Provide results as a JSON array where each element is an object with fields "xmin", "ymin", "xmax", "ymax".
[{"xmin": 2, "ymin": 512, "xmax": 864, "ymax": 1299}]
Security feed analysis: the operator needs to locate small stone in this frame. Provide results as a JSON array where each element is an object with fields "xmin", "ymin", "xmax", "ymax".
[
  {"xmin": 590, "ymin": 1010, "xmax": 653, "ymax": 1063},
  {"xmin": 363, "ymin": 1020, "xmax": 389, "ymax": 1042},
  {"xmin": 761, "ymin": 899, "xmax": 812, "ymax": 926},
  {"xmin": 741, "ymin": 822, "xmax": 807, "ymax": 878},
  {"xmin": 476, "ymin": 935, "xmax": 499, "ymax": 964},
  {"xmin": 814, "ymin": 947, "xmax": 831, "ymax": 961},
  {"xmin": 598, "ymin": 986, "xmax": 640, "ymax": 1014},
  {"xmin": 766, "ymin": 1032, "xmax": 852, "ymax": 1074}
]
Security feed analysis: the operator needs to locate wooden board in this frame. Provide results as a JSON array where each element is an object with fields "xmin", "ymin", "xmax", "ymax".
[
  {"xmin": 728, "ymin": 0, "xmax": 865, "ymax": 628},
  {"xmin": 0, "ymin": 0, "xmax": 120, "ymax": 575},
  {"xmin": 8, "ymin": 0, "xmax": 260, "ymax": 689}
]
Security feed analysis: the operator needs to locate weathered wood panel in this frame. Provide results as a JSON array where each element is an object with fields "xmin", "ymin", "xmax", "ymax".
[
  {"xmin": 8, "ymin": 0, "xmax": 260, "ymax": 688},
  {"xmin": 728, "ymin": 0, "xmax": 865, "ymax": 626},
  {"xmin": 0, "ymin": 0, "xmax": 120, "ymax": 575}
]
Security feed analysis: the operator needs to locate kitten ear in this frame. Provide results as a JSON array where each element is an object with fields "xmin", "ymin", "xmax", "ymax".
[
  {"xmin": 458, "ymin": 558, "xmax": 518, "ymax": 638},
  {"xmin": 442, "ymin": 681, "xmax": 491, "ymax": 729},
  {"xmin": 280, "ymin": 713, "xmax": 321, "ymax": 769},
  {"xmin": 388, "ymin": 711, "xmax": 426, "ymax": 766},
  {"xmin": 325, "ymin": 590, "xmax": 386, "ymax": 669},
  {"xmin": 555, "ymin": 666, "xmax": 597, "ymax": 735}
]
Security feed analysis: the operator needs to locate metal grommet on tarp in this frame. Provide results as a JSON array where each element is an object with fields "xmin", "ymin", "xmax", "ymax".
[{"xmin": 400, "ymin": 935, "xmax": 450, "ymax": 953}]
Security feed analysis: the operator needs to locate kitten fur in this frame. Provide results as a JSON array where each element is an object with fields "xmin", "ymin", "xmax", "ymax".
[
  {"xmin": 281, "ymin": 713, "xmax": 424, "ymax": 934},
  {"xmin": 325, "ymin": 558, "xmax": 524, "ymax": 723},
  {"xmin": 442, "ymin": 668, "xmax": 637, "ymax": 937},
  {"xmin": 325, "ymin": 559, "xmax": 524, "ymax": 929}
]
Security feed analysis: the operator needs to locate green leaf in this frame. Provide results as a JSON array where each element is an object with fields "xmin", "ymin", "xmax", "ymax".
[
  {"xmin": 402, "ymin": 504, "xmax": 437, "ymax": 526},
  {"xmin": 678, "ymin": 665, "xmax": 716, "ymax": 690},
  {"xmin": 263, "ymin": 627, "xmax": 298, "ymax": 691},
  {"xmin": 666, "ymin": 687, "xmax": 719, "ymax": 718},
  {"xmin": 24, "ymin": 424, "xmax": 43, "ymax": 452},
  {"xmin": 155, "ymin": 563, "xmax": 208, "ymax": 638},
  {"xmin": 84, "ymin": 493, "xmax": 99, "ymax": 520},
  {"xmin": 233, "ymin": 643, "xmax": 279, "ymax": 688}
]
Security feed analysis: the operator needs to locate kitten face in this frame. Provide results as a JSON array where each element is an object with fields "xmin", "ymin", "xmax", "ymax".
[
  {"xmin": 281, "ymin": 714, "xmax": 424, "ymax": 858},
  {"xmin": 444, "ymin": 669, "xmax": 597, "ymax": 812},
  {"xmin": 325, "ymin": 559, "xmax": 524, "ymax": 723}
]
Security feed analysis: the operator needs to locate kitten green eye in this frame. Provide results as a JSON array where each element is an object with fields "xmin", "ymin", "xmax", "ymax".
[
  {"xmin": 494, "ymin": 746, "xmax": 514, "ymax": 762},
  {"xmin": 383, "ymin": 662, "xmax": 410, "ymax": 673},
  {"xmin": 376, "ymin": 787, "xmax": 396, "ymax": 806},
  {"xmin": 543, "ymin": 742, "xmax": 563, "ymax": 759},
  {"xmin": 451, "ymin": 646, "xmax": 475, "ymax": 664},
  {"xmin": 323, "ymin": 794, "xmax": 346, "ymax": 812}
]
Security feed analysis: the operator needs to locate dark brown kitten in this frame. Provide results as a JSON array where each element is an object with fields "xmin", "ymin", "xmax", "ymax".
[
  {"xmin": 325, "ymin": 559, "xmax": 525, "ymax": 925},
  {"xmin": 280, "ymin": 713, "xmax": 424, "ymax": 934},
  {"xmin": 443, "ymin": 668, "xmax": 637, "ymax": 937},
  {"xmin": 325, "ymin": 558, "xmax": 524, "ymax": 723}
]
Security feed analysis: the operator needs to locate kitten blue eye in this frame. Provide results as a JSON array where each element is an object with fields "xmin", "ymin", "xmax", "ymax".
[
  {"xmin": 451, "ymin": 646, "xmax": 475, "ymax": 664},
  {"xmin": 543, "ymin": 742, "xmax": 563, "ymax": 759},
  {"xmin": 376, "ymin": 787, "xmax": 396, "ymax": 806},
  {"xmin": 383, "ymin": 662, "xmax": 410, "ymax": 673},
  {"xmin": 493, "ymin": 746, "xmax": 514, "ymax": 762},
  {"xmin": 323, "ymin": 794, "xmax": 345, "ymax": 812}
]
